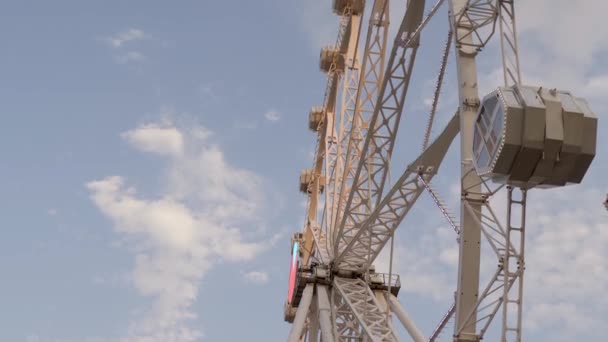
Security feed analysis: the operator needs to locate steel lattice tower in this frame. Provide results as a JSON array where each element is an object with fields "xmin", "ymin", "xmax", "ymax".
[{"xmin": 284, "ymin": 1, "xmax": 599, "ymax": 341}]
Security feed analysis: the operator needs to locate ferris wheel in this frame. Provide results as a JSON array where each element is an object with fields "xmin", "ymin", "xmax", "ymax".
[{"xmin": 284, "ymin": 1, "xmax": 599, "ymax": 341}]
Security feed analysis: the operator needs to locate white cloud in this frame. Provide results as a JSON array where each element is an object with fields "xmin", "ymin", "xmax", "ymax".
[
  {"xmin": 104, "ymin": 28, "xmax": 147, "ymax": 48},
  {"xmin": 47, "ymin": 209, "xmax": 57, "ymax": 216},
  {"xmin": 242, "ymin": 270, "xmax": 270, "ymax": 285},
  {"xmin": 87, "ymin": 117, "xmax": 272, "ymax": 341},
  {"xmin": 517, "ymin": 1, "xmax": 608, "ymax": 67},
  {"xmin": 376, "ymin": 225, "xmax": 457, "ymax": 302},
  {"xmin": 264, "ymin": 110, "xmax": 281, "ymax": 122},
  {"xmin": 102, "ymin": 29, "xmax": 148, "ymax": 64},
  {"xmin": 522, "ymin": 187, "xmax": 608, "ymax": 338},
  {"xmin": 383, "ymin": 185, "xmax": 608, "ymax": 340},
  {"xmin": 121, "ymin": 123, "xmax": 185, "ymax": 157},
  {"xmin": 503, "ymin": 0, "xmax": 608, "ymax": 116},
  {"xmin": 485, "ymin": 6, "xmax": 608, "ymax": 336}
]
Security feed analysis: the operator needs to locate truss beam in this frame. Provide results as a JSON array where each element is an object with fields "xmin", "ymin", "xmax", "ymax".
[
  {"xmin": 501, "ymin": 187, "xmax": 526, "ymax": 341},
  {"xmin": 329, "ymin": 0, "xmax": 390, "ymax": 253},
  {"xmin": 324, "ymin": 10, "xmax": 363, "ymax": 254},
  {"xmin": 303, "ymin": 3, "xmax": 361, "ymax": 266},
  {"xmin": 332, "ymin": 282, "xmax": 366, "ymax": 340},
  {"xmin": 335, "ymin": 111, "xmax": 460, "ymax": 270},
  {"xmin": 498, "ymin": 0, "xmax": 522, "ymax": 86},
  {"xmin": 455, "ymin": 187, "xmax": 527, "ymax": 340},
  {"xmin": 452, "ymin": 0, "xmax": 499, "ymax": 50},
  {"xmin": 332, "ymin": 0, "xmax": 390, "ymax": 250},
  {"xmin": 333, "ymin": 277, "xmax": 398, "ymax": 341},
  {"xmin": 335, "ymin": 0, "xmax": 428, "ymax": 260}
]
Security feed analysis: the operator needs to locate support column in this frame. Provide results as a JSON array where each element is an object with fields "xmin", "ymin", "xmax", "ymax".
[
  {"xmin": 317, "ymin": 285, "xmax": 335, "ymax": 342},
  {"xmin": 388, "ymin": 294, "xmax": 427, "ymax": 342},
  {"xmin": 309, "ymin": 296, "xmax": 320, "ymax": 342},
  {"xmin": 449, "ymin": 0, "xmax": 483, "ymax": 340},
  {"xmin": 288, "ymin": 284, "xmax": 315, "ymax": 342}
]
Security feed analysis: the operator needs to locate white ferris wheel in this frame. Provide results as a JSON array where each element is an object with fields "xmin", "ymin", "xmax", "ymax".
[{"xmin": 284, "ymin": 1, "xmax": 599, "ymax": 341}]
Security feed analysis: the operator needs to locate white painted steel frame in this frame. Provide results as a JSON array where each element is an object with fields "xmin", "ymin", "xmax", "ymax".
[
  {"xmin": 449, "ymin": 0, "xmax": 498, "ymax": 339},
  {"xmin": 289, "ymin": 0, "xmax": 534, "ymax": 341},
  {"xmin": 334, "ymin": 0, "xmax": 428, "ymax": 265},
  {"xmin": 324, "ymin": 13, "xmax": 362, "ymax": 261},
  {"xmin": 318, "ymin": 285, "xmax": 336, "ymax": 342},
  {"xmin": 498, "ymin": 0, "xmax": 522, "ymax": 87},
  {"xmin": 288, "ymin": 284, "xmax": 314, "ymax": 342},
  {"xmin": 449, "ymin": 0, "xmax": 527, "ymax": 340},
  {"xmin": 336, "ymin": 111, "xmax": 460, "ymax": 270},
  {"xmin": 302, "ymin": 2, "xmax": 356, "ymax": 266},
  {"xmin": 333, "ymin": 277, "xmax": 399, "ymax": 341},
  {"xmin": 330, "ymin": 0, "xmax": 390, "ymax": 256},
  {"xmin": 387, "ymin": 294, "xmax": 426, "ymax": 342},
  {"xmin": 454, "ymin": 186, "xmax": 526, "ymax": 341}
]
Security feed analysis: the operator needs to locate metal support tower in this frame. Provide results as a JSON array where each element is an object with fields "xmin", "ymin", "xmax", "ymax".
[
  {"xmin": 449, "ymin": 1, "xmax": 485, "ymax": 339},
  {"xmin": 286, "ymin": 1, "xmax": 597, "ymax": 341},
  {"xmin": 449, "ymin": 1, "xmax": 528, "ymax": 340},
  {"xmin": 453, "ymin": 178, "xmax": 528, "ymax": 341},
  {"xmin": 324, "ymin": 9, "xmax": 363, "ymax": 258},
  {"xmin": 331, "ymin": 0, "xmax": 390, "ymax": 253}
]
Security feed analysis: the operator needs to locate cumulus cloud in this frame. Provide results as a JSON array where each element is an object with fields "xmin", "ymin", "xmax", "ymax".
[
  {"xmin": 242, "ymin": 270, "xmax": 270, "ymax": 285},
  {"xmin": 102, "ymin": 28, "xmax": 148, "ymax": 64},
  {"xmin": 491, "ymin": 5, "xmax": 608, "ymax": 335},
  {"xmin": 375, "ymin": 223, "xmax": 458, "ymax": 302},
  {"xmin": 523, "ymin": 187, "xmax": 608, "ymax": 339},
  {"xmin": 121, "ymin": 123, "xmax": 185, "ymax": 157},
  {"xmin": 382, "ymin": 185, "xmax": 608, "ymax": 340},
  {"xmin": 87, "ymin": 117, "xmax": 272, "ymax": 341},
  {"xmin": 490, "ymin": 0, "xmax": 608, "ymax": 114},
  {"xmin": 104, "ymin": 28, "xmax": 147, "ymax": 48},
  {"xmin": 517, "ymin": 1, "xmax": 608, "ymax": 67},
  {"xmin": 264, "ymin": 110, "xmax": 281, "ymax": 122}
]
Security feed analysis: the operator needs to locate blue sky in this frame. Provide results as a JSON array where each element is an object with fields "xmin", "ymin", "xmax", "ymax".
[{"xmin": 1, "ymin": 1, "xmax": 606, "ymax": 341}]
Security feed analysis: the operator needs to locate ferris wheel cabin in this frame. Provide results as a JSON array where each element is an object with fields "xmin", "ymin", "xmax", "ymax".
[{"xmin": 472, "ymin": 85, "xmax": 597, "ymax": 189}]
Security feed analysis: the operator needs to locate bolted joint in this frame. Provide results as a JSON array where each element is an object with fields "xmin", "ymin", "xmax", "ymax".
[
  {"xmin": 454, "ymin": 332, "xmax": 482, "ymax": 341},
  {"xmin": 461, "ymin": 191, "xmax": 486, "ymax": 204},
  {"xmin": 462, "ymin": 97, "xmax": 480, "ymax": 112}
]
